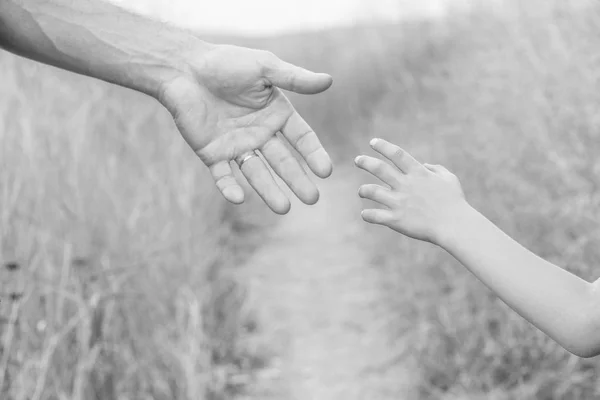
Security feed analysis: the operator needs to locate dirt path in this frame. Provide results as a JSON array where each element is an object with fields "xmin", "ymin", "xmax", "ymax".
[{"xmin": 238, "ymin": 166, "xmax": 416, "ymax": 399}]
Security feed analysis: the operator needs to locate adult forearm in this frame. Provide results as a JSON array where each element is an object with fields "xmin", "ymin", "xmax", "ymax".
[
  {"xmin": 0, "ymin": 0, "xmax": 210, "ymax": 97},
  {"xmin": 440, "ymin": 205, "xmax": 599, "ymax": 357}
]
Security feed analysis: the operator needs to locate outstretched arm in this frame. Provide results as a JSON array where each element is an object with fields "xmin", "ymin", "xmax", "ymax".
[
  {"xmin": 0, "ymin": 0, "xmax": 196, "ymax": 97},
  {"xmin": 0, "ymin": 0, "xmax": 334, "ymax": 213},
  {"xmin": 355, "ymin": 138, "xmax": 600, "ymax": 358},
  {"xmin": 440, "ymin": 202, "xmax": 600, "ymax": 358}
]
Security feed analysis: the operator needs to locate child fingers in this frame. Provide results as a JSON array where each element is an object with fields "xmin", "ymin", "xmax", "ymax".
[
  {"xmin": 361, "ymin": 209, "xmax": 394, "ymax": 226},
  {"xmin": 358, "ymin": 184, "xmax": 396, "ymax": 208},
  {"xmin": 354, "ymin": 155, "xmax": 403, "ymax": 188},
  {"xmin": 369, "ymin": 138, "xmax": 425, "ymax": 174}
]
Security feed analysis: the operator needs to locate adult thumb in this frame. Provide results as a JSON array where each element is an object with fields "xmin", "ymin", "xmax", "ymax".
[{"xmin": 264, "ymin": 57, "xmax": 333, "ymax": 95}]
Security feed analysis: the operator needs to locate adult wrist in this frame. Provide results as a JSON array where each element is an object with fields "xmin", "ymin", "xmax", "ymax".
[
  {"xmin": 0, "ymin": 0, "xmax": 215, "ymax": 99},
  {"xmin": 131, "ymin": 28, "xmax": 215, "ymax": 99}
]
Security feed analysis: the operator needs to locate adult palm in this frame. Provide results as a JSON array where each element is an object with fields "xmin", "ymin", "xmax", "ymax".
[{"xmin": 159, "ymin": 44, "xmax": 334, "ymax": 214}]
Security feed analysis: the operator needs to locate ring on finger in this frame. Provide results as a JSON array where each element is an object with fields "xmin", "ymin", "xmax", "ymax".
[{"xmin": 236, "ymin": 150, "xmax": 260, "ymax": 169}]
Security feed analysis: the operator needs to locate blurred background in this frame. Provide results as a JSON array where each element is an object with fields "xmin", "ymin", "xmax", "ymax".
[
  {"xmin": 109, "ymin": 0, "xmax": 474, "ymax": 35},
  {"xmin": 2, "ymin": 0, "xmax": 600, "ymax": 399}
]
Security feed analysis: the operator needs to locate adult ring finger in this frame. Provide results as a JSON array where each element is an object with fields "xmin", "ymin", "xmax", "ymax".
[{"xmin": 236, "ymin": 150, "xmax": 260, "ymax": 169}]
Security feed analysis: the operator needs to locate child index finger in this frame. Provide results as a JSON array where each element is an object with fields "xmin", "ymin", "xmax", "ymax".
[{"xmin": 369, "ymin": 138, "xmax": 425, "ymax": 174}]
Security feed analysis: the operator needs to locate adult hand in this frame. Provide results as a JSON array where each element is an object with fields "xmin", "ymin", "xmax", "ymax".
[
  {"xmin": 159, "ymin": 44, "xmax": 334, "ymax": 214},
  {"xmin": 0, "ymin": 0, "xmax": 333, "ymax": 214}
]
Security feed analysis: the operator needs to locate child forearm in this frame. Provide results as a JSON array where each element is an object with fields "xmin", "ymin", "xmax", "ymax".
[
  {"xmin": 439, "ymin": 205, "xmax": 600, "ymax": 358},
  {"xmin": 355, "ymin": 139, "xmax": 600, "ymax": 358}
]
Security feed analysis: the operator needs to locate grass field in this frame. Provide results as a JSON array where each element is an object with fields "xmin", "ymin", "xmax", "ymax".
[{"xmin": 2, "ymin": 0, "xmax": 600, "ymax": 398}]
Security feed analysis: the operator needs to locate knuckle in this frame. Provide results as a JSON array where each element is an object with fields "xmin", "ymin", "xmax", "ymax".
[
  {"xmin": 261, "ymin": 50, "xmax": 277, "ymax": 61},
  {"xmin": 394, "ymin": 209, "xmax": 406, "ymax": 221},
  {"xmin": 157, "ymin": 81, "xmax": 175, "ymax": 107},
  {"xmin": 294, "ymin": 129, "xmax": 314, "ymax": 147},
  {"xmin": 214, "ymin": 175, "xmax": 232, "ymax": 190},
  {"xmin": 389, "ymin": 213, "xmax": 401, "ymax": 225},
  {"xmin": 274, "ymin": 151, "xmax": 290, "ymax": 166},
  {"xmin": 194, "ymin": 146, "xmax": 213, "ymax": 165},
  {"xmin": 393, "ymin": 149, "xmax": 405, "ymax": 160},
  {"xmin": 285, "ymin": 71, "xmax": 297, "ymax": 87},
  {"xmin": 413, "ymin": 166, "xmax": 427, "ymax": 176},
  {"xmin": 439, "ymin": 165, "xmax": 455, "ymax": 177},
  {"xmin": 157, "ymin": 76, "xmax": 184, "ymax": 105},
  {"xmin": 261, "ymin": 137, "xmax": 277, "ymax": 152},
  {"xmin": 372, "ymin": 161, "xmax": 385, "ymax": 173},
  {"xmin": 259, "ymin": 50, "xmax": 279, "ymax": 73}
]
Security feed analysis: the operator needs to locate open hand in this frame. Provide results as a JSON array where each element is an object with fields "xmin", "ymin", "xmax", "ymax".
[
  {"xmin": 354, "ymin": 138, "xmax": 469, "ymax": 244},
  {"xmin": 158, "ymin": 44, "xmax": 333, "ymax": 214}
]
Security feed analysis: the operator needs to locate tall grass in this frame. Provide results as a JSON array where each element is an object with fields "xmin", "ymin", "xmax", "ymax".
[{"xmin": 0, "ymin": 51, "xmax": 271, "ymax": 399}]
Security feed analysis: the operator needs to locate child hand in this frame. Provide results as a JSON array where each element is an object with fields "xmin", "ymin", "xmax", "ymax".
[{"xmin": 354, "ymin": 138, "xmax": 470, "ymax": 245}]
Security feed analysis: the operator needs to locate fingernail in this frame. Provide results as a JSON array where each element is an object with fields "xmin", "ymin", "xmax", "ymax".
[
  {"xmin": 370, "ymin": 138, "xmax": 379, "ymax": 146},
  {"xmin": 354, "ymin": 156, "xmax": 362, "ymax": 164}
]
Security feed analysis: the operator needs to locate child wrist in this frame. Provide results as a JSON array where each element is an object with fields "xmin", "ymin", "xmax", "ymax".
[{"xmin": 433, "ymin": 202, "xmax": 477, "ymax": 249}]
